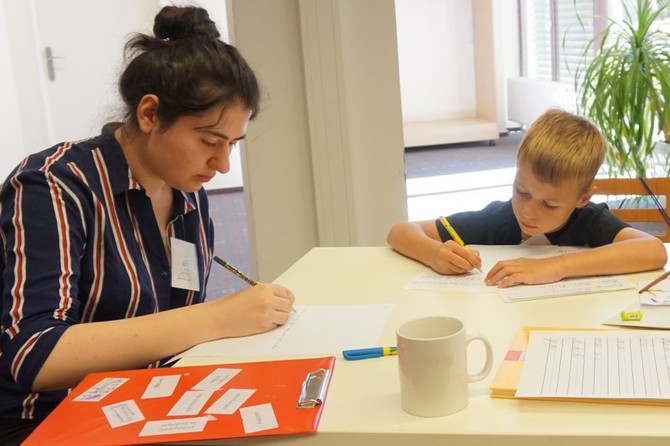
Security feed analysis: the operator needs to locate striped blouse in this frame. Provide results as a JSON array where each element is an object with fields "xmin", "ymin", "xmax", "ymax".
[{"xmin": 0, "ymin": 131, "xmax": 214, "ymax": 420}]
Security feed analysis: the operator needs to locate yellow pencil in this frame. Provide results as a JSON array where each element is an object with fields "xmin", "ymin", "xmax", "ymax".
[
  {"xmin": 213, "ymin": 256, "xmax": 257, "ymax": 286},
  {"xmin": 439, "ymin": 216, "xmax": 482, "ymax": 273},
  {"xmin": 213, "ymin": 255, "xmax": 296, "ymax": 313}
]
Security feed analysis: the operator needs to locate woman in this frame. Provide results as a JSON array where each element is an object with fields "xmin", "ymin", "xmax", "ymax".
[{"xmin": 0, "ymin": 6, "xmax": 295, "ymax": 443}]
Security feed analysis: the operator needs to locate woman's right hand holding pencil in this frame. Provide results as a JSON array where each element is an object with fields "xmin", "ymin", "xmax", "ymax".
[{"xmin": 207, "ymin": 283, "xmax": 296, "ymax": 338}]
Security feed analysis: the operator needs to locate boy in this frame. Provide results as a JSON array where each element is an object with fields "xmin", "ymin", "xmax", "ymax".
[{"xmin": 387, "ymin": 108, "xmax": 667, "ymax": 288}]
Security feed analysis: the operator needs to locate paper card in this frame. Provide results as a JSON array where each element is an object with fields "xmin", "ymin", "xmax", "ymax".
[
  {"xmin": 240, "ymin": 402, "xmax": 279, "ymax": 434},
  {"xmin": 142, "ymin": 374, "xmax": 181, "ymax": 399},
  {"xmin": 171, "ymin": 237, "xmax": 200, "ymax": 291},
  {"xmin": 638, "ymin": 280, "xmax": 670, "ymax": 306},
  {"xmin": 168, "ymin": 390, "xmax": 214, "ymax": 416},
  {"xmin": 73, "ymin": 377, "xmax": 129, "ymax": 402},
  {"xmin": 192, "ymin": 368, "xmax": 242, "ymax": 391},
  {"xmin": 205, "ymin": 389, "xmax": 256, "ymax": 415},
  {"xmin": 139, "ymin": 416, "xmax": 209, "ymax": 437},
  {"xmin": 102, "ymin": 399, "xmax": 144, "ymax": 428}
]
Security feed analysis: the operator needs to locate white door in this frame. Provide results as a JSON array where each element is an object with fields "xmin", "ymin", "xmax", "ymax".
[
  {"xmin": 33, "ymin": 0, "xmax": 157, "ymax": 143},
  {"xmin": 3, "ymin": 0, "xmax": 242, "ymax": 190}
]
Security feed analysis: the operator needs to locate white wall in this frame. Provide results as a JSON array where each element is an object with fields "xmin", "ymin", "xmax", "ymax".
[
  {"xmin": 196, "ymin": 0, "xmax": 244, "ymax": 191},
  {"xmin": 496, "ymin": 0, "xmax": 521, "ymax": 129},
  {"xmin": 395, "ymin": 0, "xmax": 519, "ymax": 134},
  {"xmin": 395, "ymin": 0, "xmax": 477, "ymax": 122},
  {"xmin": 231, "ymin": 0, "xmax": 407, "ymax": 281},
  {"xmin": 0, "ymin": 1, "xmax": 25, "ymax": 180},
  {"xmin": 1, "ymin": 0, "xmax": 50, "ymax": 181}
]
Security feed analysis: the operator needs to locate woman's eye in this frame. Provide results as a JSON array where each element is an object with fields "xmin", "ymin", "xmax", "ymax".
[
  {"xmin": 203, "ymin": 139, "xmax": 217, "ymax": 147},
  {"xmin": 543, "ymin": 202, "xmax": 559, "ymax": 210}
]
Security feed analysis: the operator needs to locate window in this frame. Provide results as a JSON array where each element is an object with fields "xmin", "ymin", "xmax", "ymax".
[{"xmin": 519, "ymin": 0, "xmax": 606, "ymax": 85}]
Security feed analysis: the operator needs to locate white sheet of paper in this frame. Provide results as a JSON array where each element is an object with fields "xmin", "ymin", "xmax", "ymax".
[
  {"xmin": 168, "ymin": 390, "xmax": 214, "ymax": 416},
  {"xmin": 499, "ymin": 276, "xmax": 635, "ymax": 302},
  {"xmin": 206, "ymin": 389, "xmax": 256, "ymax": 415},
  {"xmin": 603, "ymin": 300, "xmax": 670, "ymax": 330},
  {"xmin": 73, "ymin": 377, "xmax": 129, "ymax": 402},
  {"xmin": 516, "ymin": 330, "xmax": 670, "ymax": 399},
  {"xmin": 240, "ymin": 402, "xmax": 279, "ymax": 434},
  {"xmin": 142, "ymin": 375, "xmax": 181, "ymax": 399},
  {"xmin": 139, "ymin": 416, "xmax": 209, "ymax": 437},
  {"xmin": 404, "ymin": 245, "xmax": 635, "ymax": 301},
  {"xmin": 173, "ymin": 303, "xmax": 392, "ymax": 360},
  {"xmin": 102, "ymin": 399, "xmax": 145, "ymax": 428},
  {"xmin": 639, "ymin": 279, "xmax": 670, "ymax": 305}
]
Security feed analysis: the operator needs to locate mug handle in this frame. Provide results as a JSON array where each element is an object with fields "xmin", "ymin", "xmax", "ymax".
[{"xmin": 465, "ymin": 333, "xmax": 493, "ymax": 383}]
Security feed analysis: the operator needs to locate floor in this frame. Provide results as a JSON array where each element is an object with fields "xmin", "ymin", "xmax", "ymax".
[{"xmin": 205, "ymin": 130, "xmax": 524, "ymax": 299}]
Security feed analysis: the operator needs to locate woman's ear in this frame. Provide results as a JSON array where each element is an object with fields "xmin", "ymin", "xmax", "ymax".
[
  {"xmin": 136, "ymin": 94, "xmax": 160, "ymax": 134},
  {"xmin": 577, "ymin": 183, "xmax": 597, "ymax": 208}
]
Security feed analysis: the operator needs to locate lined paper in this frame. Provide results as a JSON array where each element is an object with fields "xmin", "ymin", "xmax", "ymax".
[
  {"xmin": 404, "ymin": 245, "xmax": 635, "ymax": 301},
  {"xmin": 516, "ymin": 330, "xmax": 670, "ymax": 400}
]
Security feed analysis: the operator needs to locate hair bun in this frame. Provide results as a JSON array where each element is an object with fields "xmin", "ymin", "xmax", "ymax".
[{"xmin": 153, "ymin": 6, "xmax": 220, "ymax": 40}]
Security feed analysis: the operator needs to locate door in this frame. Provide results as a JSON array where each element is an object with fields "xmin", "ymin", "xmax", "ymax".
[
  {"xmin": 34, "ymin": 0, "xmax": 156, "ymax": 143},
  {"xmin": 5, "ymin": 0, "xmax": 241, "ymax": 190}
]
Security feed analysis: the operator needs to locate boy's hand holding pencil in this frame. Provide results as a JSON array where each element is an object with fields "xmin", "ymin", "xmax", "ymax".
[
  {"xmin": 437, "ymin": 216, "xmax": 482, "ymax": 274},
  {"xmin": 427, "ymin": 217, "xmax": 482, "ymax": 275}
]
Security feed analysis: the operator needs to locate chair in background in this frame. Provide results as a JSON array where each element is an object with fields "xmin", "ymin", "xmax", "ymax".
[{"xmin": 593, "ymin": 177, "xmax": 670, "ymax": 242}]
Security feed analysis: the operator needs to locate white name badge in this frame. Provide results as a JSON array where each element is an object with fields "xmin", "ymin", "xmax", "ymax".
[{"xmin": 171, "ymin": 237, "xmax": 201, "ymax": 291}]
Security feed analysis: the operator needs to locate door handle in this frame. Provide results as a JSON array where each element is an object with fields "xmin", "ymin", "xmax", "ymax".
[{"xmin": 45, "ymin": 46, "xmax": 65, "ymax": 81}]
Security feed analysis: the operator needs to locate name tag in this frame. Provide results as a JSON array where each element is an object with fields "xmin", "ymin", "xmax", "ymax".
[{"xmin": 170, "ymin": 237, "xmax": 200, "ymax": 291}]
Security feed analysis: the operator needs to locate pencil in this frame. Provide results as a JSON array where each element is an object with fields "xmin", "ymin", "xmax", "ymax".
[
  {"xmin": 213, "ymin": 256, "xmax": 296, "ymax": 312},
  {"xmin": 638, "ymin": 270, "xmax": 670, "ymax": 294},
  {"xmin": 439, "ymin": 216, "xmax": 482, "ymax": 273},
  {"xmin": 213, "ymin": 256, "xmax": 258, "ymax": 286}
]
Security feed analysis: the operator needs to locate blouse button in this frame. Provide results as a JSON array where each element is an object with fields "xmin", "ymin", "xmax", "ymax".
[{"xmin": 161, "ymin": 271, "xmax": 169, "ymax": 279}]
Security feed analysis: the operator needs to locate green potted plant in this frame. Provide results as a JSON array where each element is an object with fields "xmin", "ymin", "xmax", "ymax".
[{"xmin": 574, "ymin": 0, "xmax": 670, "ymax": 178}]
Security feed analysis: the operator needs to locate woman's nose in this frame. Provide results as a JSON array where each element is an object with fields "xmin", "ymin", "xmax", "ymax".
[{"xmin": 209, "ymin": 144, "xmax": 232, "ymax": 173}]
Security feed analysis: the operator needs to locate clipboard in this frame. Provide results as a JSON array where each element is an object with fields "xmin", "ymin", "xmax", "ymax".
[
  {"xmin": 490, "ymin": 326, "xmax": 670, "ymax": 406},
  {"xmin": 23, "ymin": 356, "xmax": 335, "ymax": 446}
]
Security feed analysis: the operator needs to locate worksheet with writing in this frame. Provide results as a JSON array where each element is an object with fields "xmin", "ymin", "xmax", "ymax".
[
  {"xmin": 172, "ymin": 304, "xmax": 393, "ymax": 360},
  {"xmin": 516, "ymin": 330, "xmax": 670, "ymax": 400},
  {"xmin": 404, "ymin": 245, "xmax": 635, "ymax": 301}
]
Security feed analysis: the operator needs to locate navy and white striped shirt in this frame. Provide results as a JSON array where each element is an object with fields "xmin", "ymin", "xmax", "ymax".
[{"xmin": 0, "ymin": 131, "xmax": 214, "ymax": 420}]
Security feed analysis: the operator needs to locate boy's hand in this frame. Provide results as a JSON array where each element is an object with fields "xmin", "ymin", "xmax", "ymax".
[
  {"xmin": 430, "ymin": 241, "xmax": 482, "ymax": 275},
  {"xmin": 485, "ymin": 257, "xmax": 564, "ymax": 287}
]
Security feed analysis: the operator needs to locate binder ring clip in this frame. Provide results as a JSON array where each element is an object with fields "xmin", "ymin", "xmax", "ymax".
[{"xmin": 297, "ymin": 368, "xmax": 330, "ymax": 408}]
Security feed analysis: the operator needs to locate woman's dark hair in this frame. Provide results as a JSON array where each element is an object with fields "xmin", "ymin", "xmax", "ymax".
[{"xmin": 118, "ymin": 6, "xmax": 260, "ymax": 130}]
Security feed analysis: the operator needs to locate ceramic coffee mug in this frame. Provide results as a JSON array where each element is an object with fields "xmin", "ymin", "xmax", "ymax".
[{"xmin": 396, "ymin": 315, "xmax": 493, "ymax": 417}]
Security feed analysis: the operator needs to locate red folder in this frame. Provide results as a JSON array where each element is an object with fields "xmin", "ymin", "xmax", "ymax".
[{"xmin": 23, "ymin": 356, "xmax": 335, "ymax": 445}]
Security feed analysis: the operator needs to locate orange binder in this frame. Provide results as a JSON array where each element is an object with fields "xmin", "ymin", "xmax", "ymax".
[
  {"xmin": 23, "ymin": 356, "xmax": 335, "ymax": 446},
  {"xmin": 490, "ymin": 326, "xmax": 670, "ymax": 406}
]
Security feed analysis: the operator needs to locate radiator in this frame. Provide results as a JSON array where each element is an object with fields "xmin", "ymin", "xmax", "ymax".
[{"xmin": 506, "ymin": 77, "xmax": 576, "ymax": 126}]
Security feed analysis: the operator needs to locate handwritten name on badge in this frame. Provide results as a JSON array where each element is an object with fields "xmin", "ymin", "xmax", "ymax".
[{"xmin": 171, "ymin": 238, "xmax": 200, "ymax": 291}]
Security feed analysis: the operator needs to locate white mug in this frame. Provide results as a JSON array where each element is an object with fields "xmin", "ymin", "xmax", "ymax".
[{"xmin": 396, "ymin": 315, "xmax": 493, "ymax": 417}]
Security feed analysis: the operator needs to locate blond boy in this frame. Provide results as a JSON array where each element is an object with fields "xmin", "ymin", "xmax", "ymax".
[{"xmin": 387, "ymin": 109, "xmax": 667, "ymax": 287}]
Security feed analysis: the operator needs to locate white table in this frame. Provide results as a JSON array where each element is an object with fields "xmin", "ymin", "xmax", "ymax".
[{"xmin": 174, "ymin": 247, "xmax": 670, "ymax": 446}]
